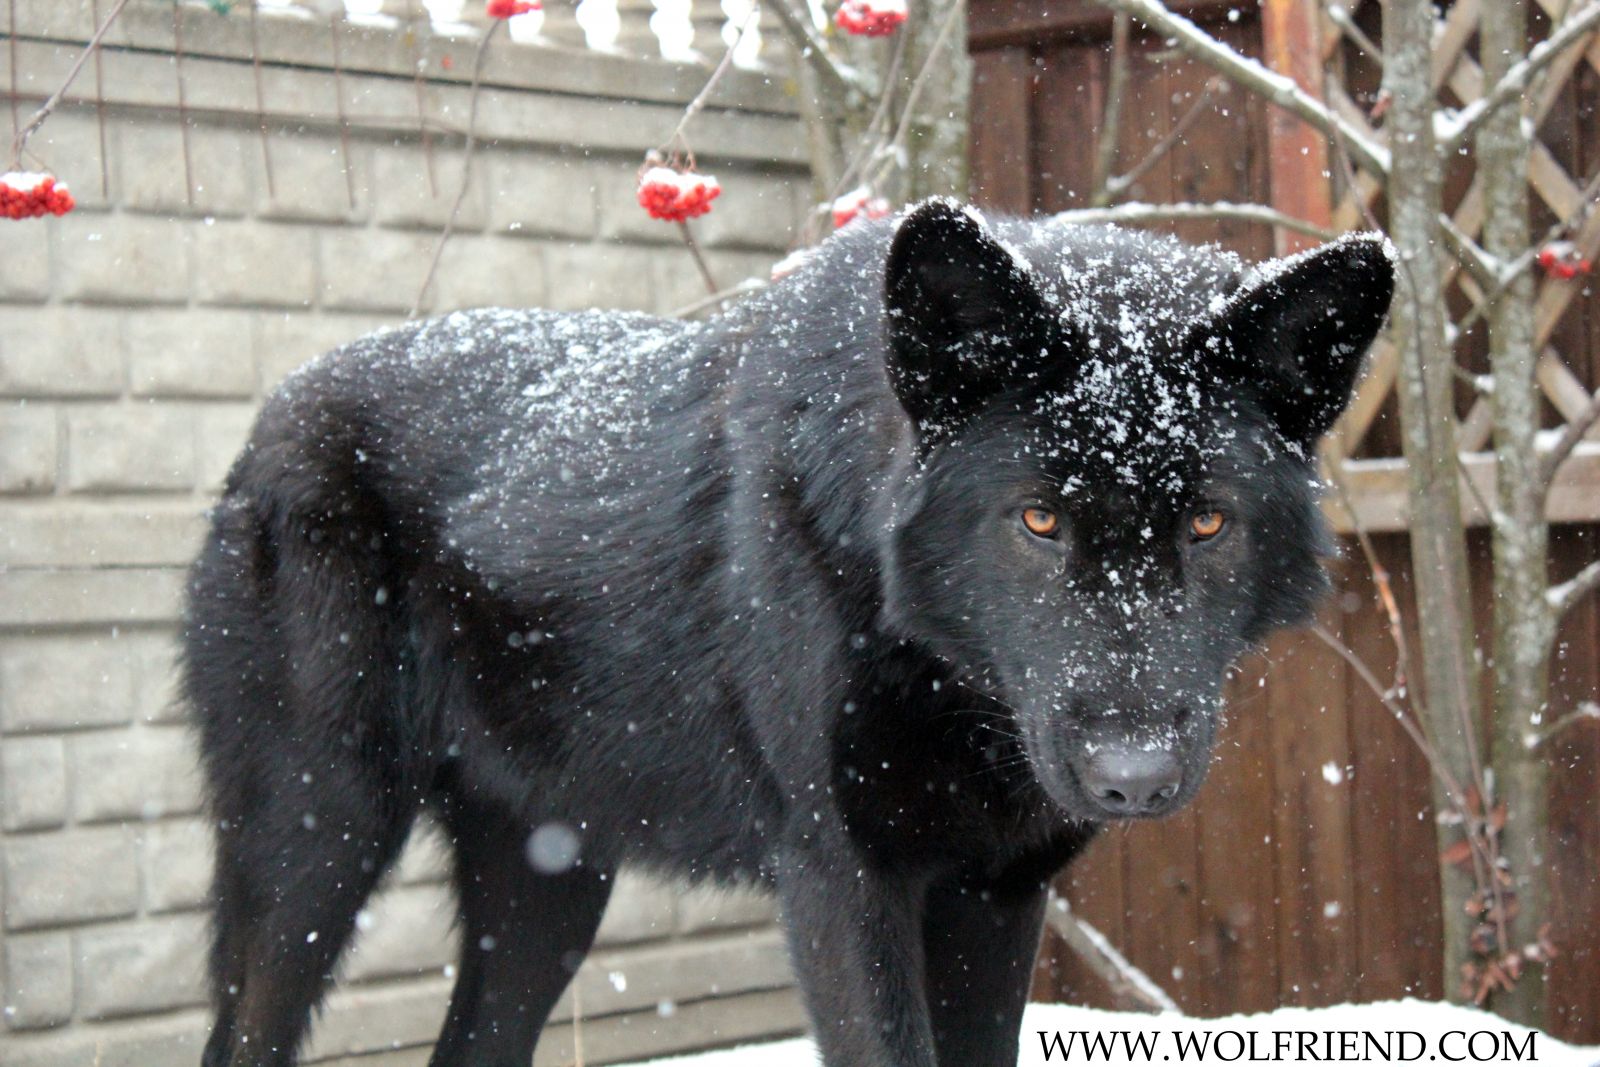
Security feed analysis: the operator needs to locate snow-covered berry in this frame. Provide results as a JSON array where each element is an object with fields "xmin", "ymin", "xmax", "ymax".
[
  {"xmin": 636, "ymin": 165, "xmax": 721, "ymax": 223},
  {"xmin": 836, "ymin": 0, "xmax": 907, "ymax": 37},
  {"xmin": 831, "ymin": 186, "xmax": 891, "ymax": 230},
  {"xmin": 0, "ymin": 171, "xmax": 75, "ymax": 220},
  {"xmin": 1536, "ymin": 240, "xmax": 1591, "ymax": 281},
  {"xmin": 485, "ymin": 0, "xmax": 539, "ymax": 17}
]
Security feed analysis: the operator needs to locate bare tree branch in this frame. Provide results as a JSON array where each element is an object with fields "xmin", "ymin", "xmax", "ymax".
[
  {"xmin": 1438, "ymin": 212, "xmax": 1504, "ymax": 289},
  {"xmin": 1325, "ymin": 2, "xmax": 1382, "ymax": 66},
  {"xmin": 765, "ymin": 0, "xmax": 868, "ymax": 102},
  {"xmin": 8, "ymin": 0, "xmax": 133, "ymax": 169},
  {"xmin": 411, "ymin": 19, "xmax": 501, "ymax": 318},
  {"xmin": 873, "ymin": 0, "xmax": 967, "ymax": 187},
  {"xmin": 663, "ymin": 2, "xmax": 761, "ymax": 158},
  {"xmin": 1547, "ymin": 557, "xmax": 1600, "ymax": 619},
  {"xmin": 1092, "ymin": 0, "xmax": 1390, "ymax": 175},
  {"xmin": 1100, "ymin": 77, "xmax": 1229, "ymax": 205},
  {"xmin": 1540, "ymin": 387, "xmax": 1600, "ymax": 489},
  {"xmin": 1042, "ymin": 894, "xmax": 1180, "ymax": 1014},
  {"xmin": 1439, "ymin": 1, "xmax": 1600, "ymax": 156},
  {"xmin": 1052, "ymin": 200, "xmax": 1336, "ymax": 239},
  {"xmin": 1453, "ymin": 165, "xmax": 1600, "ymax": 348},
  {"xmin": 1090, "ymin": 11, "xmax": 1133, "ymax": 205},
  {"xmin": 1524, "ymin": 701, "xmax": 1600, "ymax": 751},
  {"xmin": 1311, "ymin": 624, "xmax": 1476, "ymax": 818},
  {"xmin": 678, "ymin": 218, "xmax": 720, "ymax": 294}
]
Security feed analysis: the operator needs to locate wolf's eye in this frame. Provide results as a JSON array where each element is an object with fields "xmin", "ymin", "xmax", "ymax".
[
  {"xmin": 1021, "ymin": 508, "xmax": 1059, "ymax": 538},
  {"xmin": 1190, "ymin": 510, "xmax": 1227, "ymax": 540}
]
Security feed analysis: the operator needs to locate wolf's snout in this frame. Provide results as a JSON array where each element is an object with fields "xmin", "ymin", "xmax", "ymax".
[{"xmin": 1079, "ymin": 746, "xmax": 1183, "ymax": 817}]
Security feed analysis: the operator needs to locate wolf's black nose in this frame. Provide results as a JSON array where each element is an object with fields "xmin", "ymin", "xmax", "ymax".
[{"xmin": 1081, "ymin": 747, "xmax": 1183, "ymax": 817}]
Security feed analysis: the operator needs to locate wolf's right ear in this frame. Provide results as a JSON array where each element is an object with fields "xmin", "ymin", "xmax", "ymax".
[{"xmin": 884, "ymin": 199, "xmax": 1049, "ymax": 432}]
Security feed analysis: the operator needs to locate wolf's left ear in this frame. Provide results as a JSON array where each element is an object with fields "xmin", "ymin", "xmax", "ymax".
[
  {"xmin": 1195, "ymin": 233, "xmax": 1395, "ymax": 447},
  {"xmin": 884, "ymin": 199, "xmax": 1050, "ymax": 431}
]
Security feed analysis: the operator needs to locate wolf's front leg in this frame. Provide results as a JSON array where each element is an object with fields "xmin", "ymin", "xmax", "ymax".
[
  {"xmin": 923, "ymin": 878, "xmax": 1049, "ymax": 1067},
  {"xmin": 778, "ymin": 862, "xmax": 938, "ymax": 1067}
]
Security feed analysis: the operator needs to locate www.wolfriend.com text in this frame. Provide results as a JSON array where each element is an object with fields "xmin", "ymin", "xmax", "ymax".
[{"xmin": 1037, "ymin": 1028, "xmax": 1543, "ymax": 1063}]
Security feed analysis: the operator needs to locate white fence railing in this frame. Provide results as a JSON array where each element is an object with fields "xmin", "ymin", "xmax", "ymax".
[{"xmin": 253, "ymin": 0, "xmax": 778, "ymax": 66}]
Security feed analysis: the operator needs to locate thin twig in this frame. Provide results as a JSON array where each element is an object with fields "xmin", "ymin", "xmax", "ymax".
[
  {"xmin": 329, "ymin": 14, "xmax": 358, "ymax": 211},
  {"xmin": 678, "ymin": 219, "xmax": 719, "ymax": 294},
  {"xmin": 1051, "ymin": 200, "xmax": 1336, "ymax": 240},
  {"xmin": 1324, "ymin": 460, "xmax": 1415, "ymax": 696},
  {"xmin": 1311, "ymin": 625, "xmax": 1466, "ymax": 807},
  {"xmin": 664, "ymin": 3, "xmax": 760, "ymax": 158},
  {"xmin": 1455, "ymin": 450, "xmax": 1502, "ymax": 535},
  {"xmin": 1540, "ymin": 385, "xmax": 1600, "ymax": 490},
  {"xmin": 7, "ymin": 0, "xmax": 20, "ymax": 151},
  {"xmin": 173, "ymin": 1, "xmax": 195, "ymax": 208},
  {"xmin": 824, "ymin": 24, "xmax": 909, "ymax": 208},
  {"xmin": 1093, "ymin": 0, "xmax": 1389, "ymax": 175},
  {"xmin": 7, "ymin": 0, "xmax": 133, "ymax": 169},
  {"xmin": 249, "ymin": 0, "xmax": 276, "ymax": 199},
  {"xmin": 1524, "ymin": 702, "xmax": 1600, "ymax": 751},
  {"xmin": 1325, "ymin": 3, "xmax": 1382, "ymax": 67},
  {"xmin": 671, "ymin": 277, "xmax": 767, "ymax": 318},
  {"xmin": 1438, "ymin": 212, "xmax": 1502, "ymax": 290},
  {"xmin": 1526, "ymin": 0, "xmax": 1579, "ymax": 109},
  {"xmin": 874, "ymin": 0, "xmax": 966, "ymax": 185},
  {"xmin": 765, "ymin": 0, "xmax": 863, "ymax": 102},
  {"xmin": 90, "ymin": 0, "xmax": 108, "ymax": 197},
  {"xmin": 1042, "ymin": 894, "xmax": 1180, "ymax": 1014},
  {"xmin": 1101, "ymin": 76, "xmax": 1228, "ymax": 204},
  {"xmin": 1547, "ymin": 557, "xmax": 1600, "ymax": 619},
  {"xmin": 1090, "ymin": 11, "xmax": 1132, "ymax": 205},
  {"xmin": 1439, "ymin": 1, "xmax": 1600, "ymax": 156},
  {"xmin": 1458, "ymin": 164, "xmax": 1600, "ymax": 349},
  {"xmin": 411, "ymin": 29, "xmax": 437, "ymax": 198},
  {"xmin": 411, "ymin": 20, "xmax": 502, "ymax": 318}
]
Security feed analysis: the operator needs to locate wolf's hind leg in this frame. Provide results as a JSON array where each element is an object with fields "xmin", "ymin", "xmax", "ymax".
[
  {"xmin": 204, "ymin": 772, "xmax": 416, "ymax": 1067},
  {"xmin": 429, "ymin": 792, "xmax": 614, "ymax": 1067}
]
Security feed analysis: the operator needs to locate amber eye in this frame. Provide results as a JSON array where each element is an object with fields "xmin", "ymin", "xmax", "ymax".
[
  {"xmin": 1022, "ymin": 508, "xmax": 1059, "ymax": 538},
  {"xmin": 1190, "ymin": 510, "xmax": 1227, "ymax": 540}
]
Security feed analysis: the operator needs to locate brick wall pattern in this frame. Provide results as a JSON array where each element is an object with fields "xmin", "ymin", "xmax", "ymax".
[{"xmin": 0, "ymin": 2, "xmax": 811, "ymax": 1062}]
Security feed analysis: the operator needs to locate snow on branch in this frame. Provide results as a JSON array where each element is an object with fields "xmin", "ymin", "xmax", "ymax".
[
  {"xmin": 1540, "ymin": 387, "xmax": 1600, "ymax": 490},
  {"xmin": 1043, "ymin": 893, "xmax": 1181, "ymax": 1014},
  {"xmin": 1092, "ymin": 0, "xmax": 1390, "ymax": 176},
  {"xmin": 1524, "ymin": 701, "xmax": 1600, "ymax": 751},
  {"xmin": 1438, "ymin": 2, "xmax": 1600, "ymax": 157},
  {"xmin": 1052, "ymin": 201, "xmax": 1337, "ymax": 240},
  {"xmin": 1547, "ymin": 556, "xmax": 1600, "ymax": 620}
]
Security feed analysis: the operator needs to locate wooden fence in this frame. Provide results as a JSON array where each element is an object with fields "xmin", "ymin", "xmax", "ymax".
[{"xmin": 966, "ymin": 0, "xmax": 1600, "ymax": 1042}]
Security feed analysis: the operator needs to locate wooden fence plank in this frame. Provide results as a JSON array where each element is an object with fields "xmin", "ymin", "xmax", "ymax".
[{"xmin": 970, "ymin": 47, "xmax": 1036, "ymax": 213}]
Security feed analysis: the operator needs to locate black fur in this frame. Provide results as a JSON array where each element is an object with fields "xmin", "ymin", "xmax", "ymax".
[{"xmin": 181, "ymin": 201, "xmax": 1394, "ymax": 1067}]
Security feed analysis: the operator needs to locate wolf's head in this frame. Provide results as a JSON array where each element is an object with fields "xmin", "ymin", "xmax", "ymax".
[{"xmin": 878, "ymin": 199, "xmax": 1394, "ymax": 822}]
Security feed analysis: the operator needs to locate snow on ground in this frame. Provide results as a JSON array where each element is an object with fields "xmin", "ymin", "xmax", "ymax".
[{"xmin": 616, "ymin": 1000, "xmax": 1600, "ymax": 1066}]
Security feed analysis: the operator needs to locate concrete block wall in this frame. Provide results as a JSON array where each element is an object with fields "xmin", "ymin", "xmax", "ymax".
[{"xmin": 0, "ymin": 2, "xmax": 809, "ymax": 1062}]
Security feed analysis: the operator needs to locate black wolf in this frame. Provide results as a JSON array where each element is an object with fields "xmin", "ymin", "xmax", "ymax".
[{"xmin": 182, "ymin": 199, "xmax": 1393, "ymax": 1067}]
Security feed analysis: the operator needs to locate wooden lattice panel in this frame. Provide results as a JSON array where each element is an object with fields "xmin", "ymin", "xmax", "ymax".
[{"xmin": 1317, "ymin": 0, "xmax": 1600, "ymax": 531}]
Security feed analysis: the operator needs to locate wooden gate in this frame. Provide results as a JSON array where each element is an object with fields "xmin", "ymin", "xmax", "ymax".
[{"xmin": 967, "ymin": 0, "xmax": 1600, "ymax": 1040}]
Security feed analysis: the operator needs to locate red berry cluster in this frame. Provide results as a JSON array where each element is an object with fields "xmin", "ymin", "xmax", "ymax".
[
  {"xmin": 1537, "ymin": 241, "xmax": 1592, "ymax": 281},
  {"xmin": 836, "ymin": 0, "xmax": 907, "ymax": 37},
  {"xmin": 637, "ymin": 166, "xmax": 721, "ymax": 222},
  {"xmin": 485, "ymin": 0, "xmax": 538, "ymax": 17},
  {"xmin": 1, "ymin": 171, "xmax": 75, "ymax": 220},
  {"xmin": 831, "ymin": 186, "xmax": 891, "ymax": 230}
]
